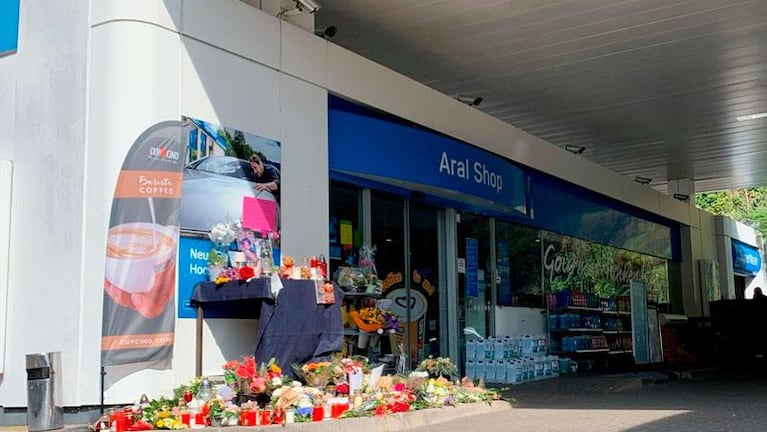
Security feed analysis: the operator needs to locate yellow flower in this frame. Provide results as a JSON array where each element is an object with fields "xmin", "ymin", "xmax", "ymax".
[{"xmin": 156, "ymin": 419, "xmax": 165, "ymax": 428}]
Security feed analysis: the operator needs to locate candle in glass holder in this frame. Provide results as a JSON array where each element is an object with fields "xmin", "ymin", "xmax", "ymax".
[
  {"xmin": 312, "ymin": 405, "xmax": 324, "ymax": 422},
  {"xmin": 330, "ymin": 402, "xmax": 342, "ymax": 419},
  {"xmin": 272, "ymin": 408, "xmax": 285, "ymax": 424},
  {"xmin": 260, "ymin": 408, "xmax": 272, "ymax": 425},
  {"xmin": 180, "ymin": 412, "xmax": 191, "ymax": 427}
]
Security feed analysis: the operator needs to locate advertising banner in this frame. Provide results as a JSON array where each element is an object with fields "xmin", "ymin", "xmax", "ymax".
[{"xmin": 101, "ymin": 121, "xmax": 189, "ymax": 366}]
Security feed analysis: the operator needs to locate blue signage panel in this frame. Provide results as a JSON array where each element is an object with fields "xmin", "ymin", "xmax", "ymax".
[
  {"xmin": 0, "ymin": 0, "xmax": 20, "ymax": 55},
  {"xmin": 466, "ymin": 238, "xmax": 479, "ymax": 297},
  {"xmin": 178, "ymin": 236, "xmax": 213, "ymax": 318},
  {"xmin": 329, "ymin": 96, "xmax": 679, "ymax": 261},
  {"xmin": 732, "ymin": 239, "xmax": 761, "ymax": 275},
  {"xmin": 497, "ymin": 241, "xmax": 511, "ymax": 305},
  {"xmin": 329, "ymin": 99, "xmax": 527, "ymax": 213}
]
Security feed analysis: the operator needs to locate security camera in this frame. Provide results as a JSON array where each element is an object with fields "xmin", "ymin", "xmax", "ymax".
[
  {"xmin": 456, "ymin": 95, "xmax": 483, "ymax": 106},
  {"xmin": 314, "ymin": 26, "xmax": 337, "ymax": 39},
  {"xmin": 565, "ymin": 145, "xmax": 586, "ymax": 155},
  {"xmin": 295, "ymin": 0, "xmax": 321, "ymax": 14}
]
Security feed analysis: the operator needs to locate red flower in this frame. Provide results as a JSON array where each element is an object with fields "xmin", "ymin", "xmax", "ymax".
[
  {"xmin": 393, "ymin": 382, "xmax": 405, "ymax": 392},
  {"xmin": 239, "ymin": 266, "xmax": 255, "ymax": 281},
  {"xmin": 335, "ymin": 383, "xmax": 349, "ymax": 394},
  {"xmin": 374, "ymin": 405, "xmax": 387, "ymax": 416}
]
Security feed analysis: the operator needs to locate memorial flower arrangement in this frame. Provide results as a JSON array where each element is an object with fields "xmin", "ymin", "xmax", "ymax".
[
  {"xmin": 143, "ymin": 397, "xmax": 186, "ymax": 430},
  {"xmin": 125, "ymin": 354, "xmax": 502, "ymax": 429},
  {"xmin": 335, "ymin": 355, "xmax": 367, "ymax": 375},
  {"xmin": 172, "ymin": 377, "xmax": 201, "ymax": 404},
  {"xmin": 208, "ymin": 220, "xmax": 240, "ymax": 246},
  {"xmin": 297, "ymin": 361, "xmax": 336, "ymax": 387},
  {"xmin": 222, "ymin": 356, "xmax": 266, "ymax": 395},
  {"xmin": 415, "ymin": 356, "xmax": 459, "ymax": 379}
]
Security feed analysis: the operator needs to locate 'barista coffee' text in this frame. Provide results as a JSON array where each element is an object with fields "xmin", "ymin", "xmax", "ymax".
[{"xmin": 439, "ymin": 151, "xmax": 503, "ymax": 193}]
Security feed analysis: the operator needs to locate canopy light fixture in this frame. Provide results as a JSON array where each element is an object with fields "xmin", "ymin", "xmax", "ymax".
[
  {"xmin": 673, "ymin": 193, "xmax": 690, "ymax": 201},
  {"xmin": 455, "ymin": 95, "xmax": 483, "ymax": 106},
  {"xmin": 564, "ymin": 145, "xmax": 586, "ymax": 155},
  {"xmin": 634, "ymin": 176, "xmax": 652, "ymax": 185},
  {"xmin": 736, "ymin": 112, "xmax": 767, "ymax": 121}
]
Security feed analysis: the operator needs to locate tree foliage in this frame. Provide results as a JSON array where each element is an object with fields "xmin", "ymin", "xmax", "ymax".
[
  {"xmin": 218, "ymin": 128, "xmax": 254, "ymax": 161},
  {"xmin": 695, "ymin": 187, "xmax": 767, "ymax": 238}
]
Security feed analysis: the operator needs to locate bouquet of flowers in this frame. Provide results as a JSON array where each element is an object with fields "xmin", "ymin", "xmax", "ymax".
[
  {"xmin": 222, "ymin": 356, "xmax": 266, "ymax": 395},
  {"xmin": 297, "ymin": 361, "xmax": 337, "ymax": 387},
  {"xmin": 379, "ymin": 309, "xmax": 399, "ymax": 333},
  {"xmin": 415, "ymin": 356, "xmax": 459, "ymax": 379},
  {"xmin": 208, "ymin": 219, "xmax": 240, "ymax": 246},
  {"xmin": 142, "ymin": 397, "xmax": 186, "ymax": 430},
  {"xmin": 349, "ymin": 307, "xmax": 384, "ymax": 333},
  {"xmin": 208, "ymin": 219, "xmax": 240, "ymax": 269}
]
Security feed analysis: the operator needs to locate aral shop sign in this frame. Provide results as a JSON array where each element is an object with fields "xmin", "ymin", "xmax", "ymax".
[{"xmin": 543, "ymin": 242, "xmax": 649, "ymax": 285}]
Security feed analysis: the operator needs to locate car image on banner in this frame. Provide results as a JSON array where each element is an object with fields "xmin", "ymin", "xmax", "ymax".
[{"xmin": 179, "ymin": 155, "xmax": 280, "ymax": 233}]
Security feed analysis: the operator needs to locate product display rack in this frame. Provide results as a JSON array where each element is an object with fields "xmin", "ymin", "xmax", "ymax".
[{"xmin": 546, "ymin": 291, "xmax": 634, "ymax": 369}]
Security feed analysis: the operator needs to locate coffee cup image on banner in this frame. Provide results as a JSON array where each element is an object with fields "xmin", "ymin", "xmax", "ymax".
[{"xmin": 104, "ymin": 222, "xmax": 178, "ymax": 318}]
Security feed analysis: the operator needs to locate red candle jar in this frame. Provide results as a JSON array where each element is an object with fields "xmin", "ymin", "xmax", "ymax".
[
  {"xmin": 247, "ymin": 410, "xmax": 257, "ymax": 426},
  {"xmin": 312, "ymin": 405, "xmax": 324, "ymax": 422},
  {"xmin": 331, "ymin": 403, "xmax": 342, "ymax": 419},
  {"xmin": 260, "ymin": 409, "xmax": 272, "ymax": 425},
  {"xmin": 112, "ymin": 411, "xmax": 127, "ymax": 432},
  {"xmin": 180, "ymin": 412, "xmax": 190, "ymax": 427},
  {"xmin": 272, "ymin": 408, "xmax": 285, "ymax": 424}
]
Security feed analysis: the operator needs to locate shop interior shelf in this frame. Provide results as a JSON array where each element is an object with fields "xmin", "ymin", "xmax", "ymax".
[
  {"xmin": 608, "ymin": 350, "xmax": 633, "ymax": 355},
  {"xmin": 602, "ymin": 310, "xmax": 631, "ymax": 316},
  {"xmin": 553, "ymin": 348, "xmax": 610, "ymax": 355},
  {"xmin": 551, "ymin": 306, "xmax": 602, "ymax": 312},
  {"xmin": 552, "ymin": 328, "xmax": 604, "ymax": 333},
  {"xmin": 602, "ymin": 330, "xmax": 632, "ymax": 335}
]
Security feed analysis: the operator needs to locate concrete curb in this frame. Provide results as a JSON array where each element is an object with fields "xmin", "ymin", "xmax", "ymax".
[
  {"xmin": 209, "ymin": 401, "xmax": 511, "ymax": 432},
  {"xmin": 0, "ymin": 402, "xmax": 511, "ymax": 432}
]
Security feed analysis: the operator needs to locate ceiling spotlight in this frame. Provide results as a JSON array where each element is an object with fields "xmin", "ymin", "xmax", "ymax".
[
  {"xmin": 673, "ymin": 193, "xmax": 690, "ymax": 201},
  {"xmin": 564, "ymin": 145, "xmax": 586, "ymax": 155},
  {"xmin": 314, "ymin": 26, "xmax": 337, "ymax": 39},
  {"xmin": 634, "ymin": 176, "xmax": 652, "ymax": 185},
  {"xmin": 295, "ymin": 0, "xmax": 321, "ymax": 14},
  {"xmin": 456, "ymin": 95, "xmax": 483, "ymax": 106}
]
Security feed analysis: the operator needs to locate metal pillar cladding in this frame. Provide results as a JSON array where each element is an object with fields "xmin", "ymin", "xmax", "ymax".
[{"xmin": 26, "ymin": 352, "xmax": 64, "ymax": 431}]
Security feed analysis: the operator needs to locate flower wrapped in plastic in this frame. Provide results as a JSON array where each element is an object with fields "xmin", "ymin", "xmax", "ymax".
[
  {"xmin": 349, "ymin": 307, "xmax": 384, "ymax": 333},
  {"xmin": 142, "ymin": 397, "xmax": 186, "ymax": 430},
  {"xmin": 208, "ymin": 219, "xmax": 240, "ymax": 247},
  {"xmin": 415, "ymin": 356, "xmax": 459, "ymax": 379},
  {"xmin": 295, "ymin": 361, "xmax": 337, "ymax": 387},
  {"xmin": 222, "ymin": 356, "xmax": 266, "ymax": 395}
]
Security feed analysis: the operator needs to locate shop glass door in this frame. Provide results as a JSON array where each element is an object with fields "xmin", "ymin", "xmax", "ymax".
[
  {"xmin": 457, "ymin": 212, "xmax": 493, "ymax": 367},
  {"xmin": 371, "ymin": 193, "xmax": 443, "ymax": 370}
]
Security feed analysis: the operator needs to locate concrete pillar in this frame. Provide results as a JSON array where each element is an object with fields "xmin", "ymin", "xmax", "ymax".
[{"xmin": 668, "ymin": 178, "xmax": 694, "ymax": 202}]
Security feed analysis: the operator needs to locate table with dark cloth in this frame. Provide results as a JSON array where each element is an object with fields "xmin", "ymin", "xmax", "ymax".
[{"xmin": 191, "ymin": 278, "xmax": 344, "ymax": 377}]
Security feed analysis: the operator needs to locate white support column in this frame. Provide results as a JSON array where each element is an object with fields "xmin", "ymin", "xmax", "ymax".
[{"xmin": 668, "ymin": 178, "xmax": 694, "ymax": 203}]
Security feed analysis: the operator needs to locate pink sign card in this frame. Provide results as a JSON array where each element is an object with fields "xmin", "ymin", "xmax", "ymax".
[{"xmin": 242, "ymin": 196, "xmax": 277, "ymax": 232}]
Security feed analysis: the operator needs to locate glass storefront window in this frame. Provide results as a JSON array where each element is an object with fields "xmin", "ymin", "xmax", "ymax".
[
  {"xmin": 495, "ymin": 221, "xmax": 543, "ymax": 308},
  {"xmin": 541, "ymin": 231, "xmax": 670, "ymax": 303},
  {"xmin": 329, "ymin": 182, "xmax": 361, "ymax": 276}
]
